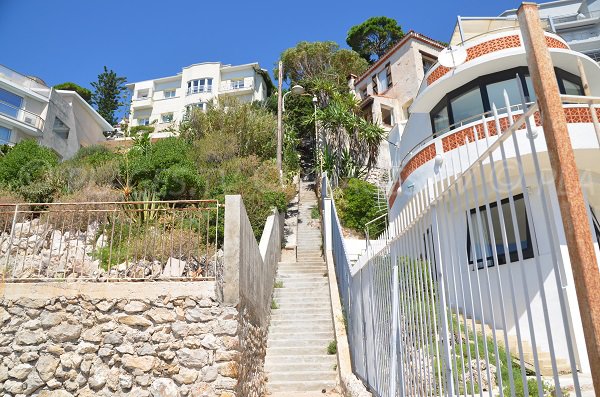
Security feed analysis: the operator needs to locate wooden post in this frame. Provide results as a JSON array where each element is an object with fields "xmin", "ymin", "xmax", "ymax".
[
  {"xmin": 277, "ymin": 61, "xmax": 283, "ymax": 184},
  {"xmin": 518, "ymin": 2, "xmax": 600, "ymax": 392}
]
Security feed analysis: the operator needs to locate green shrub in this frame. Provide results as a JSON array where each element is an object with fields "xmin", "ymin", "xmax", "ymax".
[
  {"xmin": 311, "ymin": 206, "xmax": 320, "ymax": 219},
  {"xmin": 54, "ymin": 82, "xmax": 92, "ymax": 103},
  {"xmin": 18, "ymin": 179, "xmax": 59, "ymax": 203},
  {"xmin": 129, "ymin": 125, "xmax": 154, "ymax": 135},
  {"xmin": 327, "ymin": 341, "xmax": 337, "ymax": 355},
  {"xmin": 0, "ymin": 140, "xmax": 59, "ymax": 190},
  {"xmin": 156, "ymin": 165, "xmax": 205, "ymax": 200},
  {"xmin": 335, "ymin": 178, "xmax": 385, "ymax": 237},
  {"xmin": 72, "ymin": 145, "xmax": 117, "ymax": 168}
]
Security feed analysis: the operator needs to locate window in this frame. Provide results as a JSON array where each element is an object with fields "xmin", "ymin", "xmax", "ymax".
[
  {"xmin": 161, "ymin": 113, "xmax": 174, "ymax": 123},
  {"xmin": 372, "ymin": 75, "xmax": 378, "ymax": 95},
  {"xmin": 187, "ymin": 78, "xmax": 213, "ymax": 95},
  {"xmin": 386, "ymin": 62, "xmax": 393, "ymax": 89},
  {"xmin": 164, "ymin": 90, "xmax": 176, "ymax": 98},
  {"xmin": 0, "ymin": 126, "xmax": 11, "ymax": 144},
  {"xmin": 450, "ymin": 87, "xmax": 484, "ymax": 125},
  {"xmin": 137, "ymin": 89, "xmax": 149, "ymax": 99},
  {"xmin": 430, "ymin": 67, "xmax": 584, "ymax": 134},
  {"xmin": 137, "ymin": 118, "xmax": 150, "ymax": 126},
  {"xmin": 467, "ymin": 194, "xmax": 534, "ymax": 269},
  {"xmin": 590, "ymin": 207, "xmax": 600, "ymax": 243},
  {"xmin": 52, "ymin": 116, "xmax": 70, "ymax": 139},
  {"xmin": 0, "ymin": 88, "xmax": 23, "ymax": 118},
  {"xmin": 421, "ymin": 53, "xmax": 437, "ymax": 74},
  {"xmin": 485, "ymin": 77, "xmax": 522, "ymax": 111},
  {"xmin": 432, "ymin": 105, "xmax": 449, "ymax": 134},
  {"xmin": 231, "ymin": 79, "xmax": 244, "ymax": 89},
  {"xmin": 381, "ymin": 106, "xmax": 394, "ymax": 126}
]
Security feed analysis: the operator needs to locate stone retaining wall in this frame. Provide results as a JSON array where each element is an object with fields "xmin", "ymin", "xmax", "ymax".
[{"xmin": 0, "ymin": 282, "xmax": 239, "ymax": 397}]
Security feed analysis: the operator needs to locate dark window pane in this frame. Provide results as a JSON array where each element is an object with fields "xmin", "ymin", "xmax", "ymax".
[
  {"xmin": 563, "ymin": 78, "xmax": 583, "ymax": 96},
  {"xmin": 486, "ymin": 77, "xmax": 522, "ymax": 111},
  {"xmin": 433, "ymin": 106, "xmax": 449, "ymax": 133},
  {"xmin": 450, "ymin": 87, "xmax": 484, "ymax": 125}
]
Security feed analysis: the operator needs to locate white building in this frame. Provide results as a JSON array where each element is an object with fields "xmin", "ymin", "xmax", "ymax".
[
  {"xmin": 349, "ymin": 31, "xmax": 444, "ymax": 171},
  {"xmin": 0, "ymin": 64, "xmax": 110, "ymax": 159},
  {"xmin": 382, "ymin": 15, "xmax": 600, "ymax": 380},
  {"xmin": 501, "ymin": 0, "xmax": 600, "ymax": 60},
  {"xmin": 125, "ymin": 62, "xmax": 270, "ymax": 136}
]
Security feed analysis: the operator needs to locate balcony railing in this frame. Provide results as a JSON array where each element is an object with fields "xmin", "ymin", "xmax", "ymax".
[
  {"xmin": 220, "ymin": 79, "xmax": 253, "ymax": 93},
  {"xmin": 552, "ymin": 10, "xmax": 600, "ymax": 25},
  {"xmin": 0, "ymin": 99, "xmax": 44, "ymax": 131},
  {"xmin": 0, "ymin": 64, "xmax": 50, "ymax": 98},
  {"xmin": 186, "ymin": 86, "xmax": 212, "ymax": 95}
]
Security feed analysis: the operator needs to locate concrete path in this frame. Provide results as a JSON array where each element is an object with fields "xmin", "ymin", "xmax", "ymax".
[{"xmin": 265, "ymin": 178, "xmax": 339, "ymax": 395}]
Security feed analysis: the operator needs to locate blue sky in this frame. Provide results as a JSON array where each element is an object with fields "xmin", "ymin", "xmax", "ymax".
[{"xmin": 1, "ymin": 0, "xmax": 517, "ymax": 90}]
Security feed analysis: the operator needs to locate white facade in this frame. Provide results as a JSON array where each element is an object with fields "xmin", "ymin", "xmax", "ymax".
[
  {"xmin": 349, "ymin": 31, "xmax": 444, "ymax": 170},
  {"xmin": 502, "ymin": 0, "xmax": 600, "ymax": 59},
  {"xmin": 383, "ymin": 19, "xmax": 600, "ymax": 375},
  {"xmin": 126, "ymin": 62, "xmax": 269, "ymax": 134},
  {"xmin": 0, "ymin": 64, "xmax": 110, "ymax": 159}
]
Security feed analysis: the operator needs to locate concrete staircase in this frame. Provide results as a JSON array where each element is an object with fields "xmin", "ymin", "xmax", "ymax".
[{"xmin": 265, "ymin": 179, "xmax": 338, "ymax": 395}]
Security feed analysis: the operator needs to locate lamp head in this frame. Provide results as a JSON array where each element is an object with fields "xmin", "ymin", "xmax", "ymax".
[{"xmin": 291, "ymin": 85, "xmax": 305, "ymax": 95}]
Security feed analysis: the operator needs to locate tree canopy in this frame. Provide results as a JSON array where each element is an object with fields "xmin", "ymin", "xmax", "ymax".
[
  {"xmin": 346, "ymin": 16, "xmax": 404, "ymax": 64},
  {"xmin": 90, "ymin": 66, "xmax": 127, "ymax": 125},
  {"xmin": 53, "ymin": 82, "xmax": 92, "ymax": 104},
  {"xmin": 278, "ymin": 41, "xmax": 368, "ymax": 88}
]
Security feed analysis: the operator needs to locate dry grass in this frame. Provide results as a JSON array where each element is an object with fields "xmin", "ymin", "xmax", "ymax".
[
  {"xmin": 0, "ymin": 189, "xmax": 29, "ymax": 232},
  {"xmin": 44, "ymin": 184, "xmax": 122, "ymax": 232}
]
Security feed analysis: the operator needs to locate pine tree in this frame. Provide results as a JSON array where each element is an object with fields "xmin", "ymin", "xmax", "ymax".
[{"xmin": 91, "ymin": 66, "xmax": 127, "ymax": 125}]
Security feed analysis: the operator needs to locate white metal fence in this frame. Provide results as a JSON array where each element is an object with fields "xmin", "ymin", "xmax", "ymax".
[{"xmin": 323, "ymin": 91, "xmax": 597, "ymax": 396}]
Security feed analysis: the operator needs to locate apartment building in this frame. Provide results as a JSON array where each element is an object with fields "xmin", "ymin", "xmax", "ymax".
[
  {"xmin": 126, "ymin": 62, "xmax": 269, "ymax": 135},
  {"xmin": 349, "ymin": 31, "xmax": 444, "ymax": 169},
  {"xmin": 501, "ymin": 0, "xmax": 600, "ymax": 60},
  {"xmin": 0, "ymin": 64, "xmax": 110, "ymax": 159}
]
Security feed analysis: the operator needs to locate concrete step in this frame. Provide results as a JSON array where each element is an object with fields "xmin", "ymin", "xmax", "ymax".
[
  {"xmin": 278, "ymin": 262, "xmax": 324, "ymax": 266},
  {"xmin": 267, "ymin": 379, "xmax": 337, "ymax": 393},
  {"xmin": 271, "ymin": 313, "xmax": 332, "ymax": 322},
  {"xmin": 269, "ymin": 322, "xmax": 333, "ymax": 333},
  {"xmin": 273, "ymin": 288, "xmax": 330, "ymax": 297},
  {"xmin": 277, "ymin": 271, "xmax": 328, "ymax": 277},
  {"xmin": 268, "ymin": 337, "xmax": 334, "ymax": 348},
  {"xmin": 266, "ymin": 345, "xmax": 331, "ymax": 356},
  {"xmin": 268, "ymin": 330, "xmax": 334, "ymax": 340},
  {"xmin": 267, "ymin": 370, "xmax": 338, "ymax": 383},
  {"xmin": 265, "ymin": 354, "xmax": 336, "ymax": 365},
  {"xmin": 265, "ymin": 361, "xmax": 336, "ymax": 373},
  {"xmin": 276, "ymin": 275, "xmax": 326, "ymax": 281}
]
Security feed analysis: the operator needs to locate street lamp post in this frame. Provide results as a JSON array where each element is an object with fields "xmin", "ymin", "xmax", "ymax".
[
  {"xmin": 312, "ymin": 95, "xmax": 320, "ymax": 175},
  {"xmin": 276, "ymin": 70, "xmax": 305, "ymax": 183}
]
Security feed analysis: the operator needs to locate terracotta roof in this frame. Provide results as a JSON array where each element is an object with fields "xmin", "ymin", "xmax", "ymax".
[{"xmin": 354, "ymin": 30, "xmax": 445, "ymax": 85}]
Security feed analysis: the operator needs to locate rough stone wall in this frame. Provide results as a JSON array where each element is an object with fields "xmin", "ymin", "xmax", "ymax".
[{"xmin": 0, "ymin": 292, "xmax": 240, "ymax": 397}]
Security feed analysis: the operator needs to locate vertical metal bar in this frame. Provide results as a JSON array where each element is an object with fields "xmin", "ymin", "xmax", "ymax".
[
  {"xmin": 519, "ymin": 6, "xmax": 600, "ymax": 391},
  {"xmin": 431, "ymin": 204, "xmax": 455, "ymax": 397}
]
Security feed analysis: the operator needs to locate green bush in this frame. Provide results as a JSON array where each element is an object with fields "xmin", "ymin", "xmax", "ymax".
[
  {"xmin": 335, "ymin": 178, "xmax": 385, "ymax": 237},
  {"xmin": 72, "ymin": 145, "xmax": 117, "ymax": 168},
  {"xmin": 327, "ymin": 341, "xmax": 337, "ymax": 355},
  {"xmin": 0, "ymin": 140, "xmax": 59, "ymax": 190},
  {"xmin": 129, "ymin": 125, "xmax": 154, "ymax": 135},
  {"xmin": 18, "ymin": 179, "xmax": 59, "ymax": 203},
  {"xmin": 54, "ymin": 82, "xmax": 92, "ymax": 103},
  {"xmin": 157, "ymin": 165, "xmax": 205, "ymax": 200}
]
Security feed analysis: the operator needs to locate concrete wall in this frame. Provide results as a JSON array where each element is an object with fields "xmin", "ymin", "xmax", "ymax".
[
  {"xmin": 222, "ymin": 195, "xmax": 283, "ymax": 397},
  {"xmin": 0, "ymin": 281, "xmax": 241, "ymax": 396}
]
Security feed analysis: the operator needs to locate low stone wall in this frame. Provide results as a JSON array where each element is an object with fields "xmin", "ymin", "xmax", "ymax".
[{"xmin": 0, "ymin": 282, "xmax": 240, "ymax": 397}]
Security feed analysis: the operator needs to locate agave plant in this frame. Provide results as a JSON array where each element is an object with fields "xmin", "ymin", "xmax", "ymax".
[{"xmin": 122, "ymin": 190, "xmax": 164, "ymax": 224}]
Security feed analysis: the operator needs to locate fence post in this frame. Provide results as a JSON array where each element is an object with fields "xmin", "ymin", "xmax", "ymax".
[
  {"xmin": 323, "ymin": 199, "xmax": 333, "ymax": 253},
  {"xmin": 431, "ymin": 205, "xmax": 455, "ymax": 397},
  {"xmin": 389, "ymin": 220, "xmax": 400, "ymax": 397},
  {"xmin": 518, "ymin": 4, "xmax": 600, "ymax": 391}
]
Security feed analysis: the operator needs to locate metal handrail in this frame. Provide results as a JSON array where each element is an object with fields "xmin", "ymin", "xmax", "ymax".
[
  {"xmin": 552, "ymin": 9, "xmax": 600, "ymax": 25},
  {"xmin": 399, "ymin": 103, "xmax": 530, "ymax": 168},
  {"xmin": 186, "ymin": 86, "xmax": 212, "ymax": 95},
  {"xmin": 0, "ymin": 99, "xmax": 44, "ymax": 130}
]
